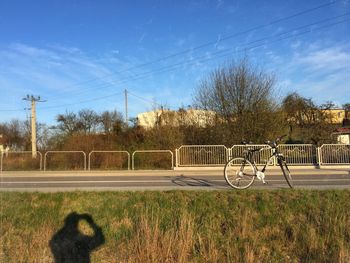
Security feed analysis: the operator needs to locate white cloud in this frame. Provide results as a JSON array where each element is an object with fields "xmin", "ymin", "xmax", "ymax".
[
  {"xmin": 0, "ymin": 42, "xmax": 198, "ymax": 123},
  {"xmin": 295, "ymin": 46, "xmax": 350, "ymax": 71},
  {"xmin": 277, "ymin": 42, "xmax": 350, "ymax": 105},
  {"xmin": 0, "ymin": 43, "xmax": 147, "ymax": 122}
]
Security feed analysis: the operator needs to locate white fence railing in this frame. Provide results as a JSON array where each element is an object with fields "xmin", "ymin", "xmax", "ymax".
[
  {"xmin": 44, "ymin": 151, "xmax": 87, "ymax": 171},
  {"xmin": 319, "ymin": 144, "xmax": 350, "ymax": 165},
  {"xmin": 176, "ymin": 144, "xmax": 349, "ymax": 167},
  {"xmin": 230, "ymin": 145, "xmax": 272, "ymax": 165},
  {"xmin": 88, "ymin": 151, "xmax": 130, "ymax": 170},
  {"xmin": 176, "ymin": 145, "xmax": 227, "ymax": 167},
  {"xmin": 1, "ymin": 144, "xmax": 349, "ymax": 171},
  {"xmin": 277, "ymin": 144, "xmax": 317, "ymax": 165},
  {"xmin": 132, "ymin": 150, "xmax": 174, "ymax": 170},
  {"xmin": 0, "ymin": 151, "xmax": 42, "ymax": 171}
]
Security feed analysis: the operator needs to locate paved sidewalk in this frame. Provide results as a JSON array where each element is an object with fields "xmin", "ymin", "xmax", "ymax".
[{"xmin": 0, "ymin": 165, "xmax": 349, "ymax": 177}]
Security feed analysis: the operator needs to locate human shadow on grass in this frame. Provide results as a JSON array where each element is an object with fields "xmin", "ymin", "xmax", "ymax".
[
  {"xmin": 49, "ymin": 212, "xmax": 105, "ymax": 263},
  {"xmin": 170, "ymin": 175, "xmax": 226, "ymax": 188}
]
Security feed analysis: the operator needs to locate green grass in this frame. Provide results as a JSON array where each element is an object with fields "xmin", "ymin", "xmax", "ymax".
[{"xmin": 1, "ymin": 190, "xmax": 350, "ymax": 262}]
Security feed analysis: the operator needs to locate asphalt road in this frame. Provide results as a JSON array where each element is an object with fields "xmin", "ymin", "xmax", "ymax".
[{"xmin": 1, "ymin": 167, "xmax": 349, "ymax": 191}]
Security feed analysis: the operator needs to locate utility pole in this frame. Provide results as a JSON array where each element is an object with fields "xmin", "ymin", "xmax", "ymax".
[
  {"xmin": 22, "ymin": 95, "xmax": 45, "ymax": 158},
  {"xmin": 124, "ymin": 89, "xmax": 128, "ymax": 126}
]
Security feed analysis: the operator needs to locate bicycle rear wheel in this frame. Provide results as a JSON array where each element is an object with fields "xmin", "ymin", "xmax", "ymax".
[
  {"xmin": 224, "ymin": 157, "xmax": 256, "ymax": 189},
  {"xmin": 279, "ymin": 160, "xmax": 293, "ymax": 188}
]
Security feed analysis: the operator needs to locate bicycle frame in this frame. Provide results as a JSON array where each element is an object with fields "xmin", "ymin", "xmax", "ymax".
[
  {"xmin": 224, "ymin": 135, "xmax": 293, "ymax": 189},
  {"xmin": 244, "ymin": 147, "xmax": 283, "ymax": 175}
]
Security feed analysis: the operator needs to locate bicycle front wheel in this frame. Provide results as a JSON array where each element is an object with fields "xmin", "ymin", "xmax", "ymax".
[
  {"xmin": 224, "ymin": 157, "xmax": 256, "ymax": 189},
  {"xmin": 280, "ymin": 160, "xmax": 293, "ymax": 188}
]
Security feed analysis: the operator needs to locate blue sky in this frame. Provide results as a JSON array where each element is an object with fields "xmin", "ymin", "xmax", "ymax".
[{"xmin": 0, "ymin": 0, "xmax": 349, "ymax": 125}]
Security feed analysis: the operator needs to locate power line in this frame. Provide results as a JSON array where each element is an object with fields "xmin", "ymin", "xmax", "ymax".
[
  {"xmin": 45, "ymin": 12, "xmax": 350, "ymax": 100},
  {"xmin": 39, "ymin": 91, "xmax": 124, "ymax": 110},
  {"xmin": 50, "ymin": 13, "xmax": 349, "ymax": 93},
  {"xmin": 42, "ymin": 1, "xmax": 339, "ymax": 99},
  {"xmin": 0, "ymin": 108, "xmax": 24, "ymax": 112},
  {"xmin": 76, "ymin": 17, "xmax": 350, "ymax": 108},
  {"xmin": 0, "ymin": 14, "xmax": 348, "ymax": 112},
  {"xmin": 128, "ymin": 91, "xmax": 161, "ymax": 107}
]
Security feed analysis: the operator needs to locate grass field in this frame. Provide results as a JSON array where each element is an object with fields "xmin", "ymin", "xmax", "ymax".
[{"xmin": 1, "ymin": 190, "xmax": 350, "ymax": 262}]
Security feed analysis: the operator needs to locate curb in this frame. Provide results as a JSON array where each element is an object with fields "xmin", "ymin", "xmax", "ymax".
[
  {"xmin": 1, "ymin": 168, "xmax": 349, "ymax": 177},
  {"xmin": 174, "ymin": 165, "xmax": 350, "ymax": 171}
]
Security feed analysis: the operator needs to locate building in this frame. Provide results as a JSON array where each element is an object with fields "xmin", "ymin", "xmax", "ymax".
[
  {"xmin": 0, "ymin": 134, "xmax": 3, "ymax": 153},
  {"xmin": 137, "ymin": 108, "xmax": 348, "ymax": 128},
  {"xmin": 323, "ymin": 108, "xmax": 347, "ymax": 124},
  {"xmin": 332, "ymin": 117, "xmax": 350, "ymax": 144},
  {"xmin": 333, "ymin": 127, "xmax": 350, "ymax": 144},
  {"xmin": 137, "ymin": 109, "xmax": 216, "ymax": 129},
  {"xmin": 329, "ymin": 108, "xmax": 350, "ymax": 144},
  {"xmin": 0, "ymin": 134, "xmax": 10, "ymax": 154}
]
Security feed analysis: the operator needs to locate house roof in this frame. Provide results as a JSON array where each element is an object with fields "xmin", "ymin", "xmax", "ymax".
[{"xmin": 334, "ymin": 127, "xmax": 350, "ymax": 134}]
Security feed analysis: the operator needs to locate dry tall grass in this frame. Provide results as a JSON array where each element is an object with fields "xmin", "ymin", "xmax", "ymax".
[{"xmin": 1, "ymin": 191, "xmax": 350, "ymax": 262}]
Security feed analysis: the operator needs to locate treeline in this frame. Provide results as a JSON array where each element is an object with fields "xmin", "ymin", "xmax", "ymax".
[{"xmin": 1, "ymin": 59, "xmax": 348, "ymax": 152}]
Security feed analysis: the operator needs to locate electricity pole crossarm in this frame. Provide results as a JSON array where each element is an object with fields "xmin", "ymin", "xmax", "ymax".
[{"xmin": 22, "ymin": 95, "xmax": 45, "ymax": 158}]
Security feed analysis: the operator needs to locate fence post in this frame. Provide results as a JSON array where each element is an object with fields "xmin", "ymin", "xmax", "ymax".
[
  {"xmin": 0, "ymin": 152, "xmax": 3, "ymax": 172},
  {"xmin": 88, "ymin": 151, "xmax": 92, "ymax": 171},
  {"xmin": 127, "ymin": 152, "xmax": 130, "ymax": 170},
  {"xmin": 38, "ymin": 152, "xmax": 43, "ymax": 171},
  {"xmin": 83, "ymin": 152, "xmax": 87, "ymax": 171},
  {"xmin": 132, "ymin": 152, "xmax": 135, "ymax": 170},
  {"xmin": 317, "ymin": 147, "xmax": 322, "ymax": 166},
  {"xmin": 175, "ymin": 148, "xmax": 179, "ymax": 167},
  {"xmin": 171, "ymin": 152, "xmax": 174, "ymax": 169},
  {"xmin": 44, "ymin": 152, "xmax": 48, "ymax": 171},
  {"xmin": 273, "ymin": 148, "xmax": 277, "ymax": 166}
]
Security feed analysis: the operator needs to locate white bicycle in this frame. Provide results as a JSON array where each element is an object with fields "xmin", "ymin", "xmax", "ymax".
[{"xmin": 224, "ymin": 136, "xmax": 293, "ymax": 190}]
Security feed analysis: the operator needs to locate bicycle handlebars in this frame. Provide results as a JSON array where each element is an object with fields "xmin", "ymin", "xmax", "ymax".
[
  {"xmin": 265, "ymin": 135, "xmax": 287, "ymax": 148},
  {"xmin": 242, "ymin": 135, "xmax": 287, "ymax": 147},
  {"xmin": 276, "ymin": 134, "xmax": 287, "ymax": 142}
]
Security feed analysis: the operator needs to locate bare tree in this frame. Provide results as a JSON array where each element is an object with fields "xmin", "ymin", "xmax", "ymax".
[
  {"xmin": 0, "ymin": 119, "xmax": 32, "ymax": 150},
  {"xmin": 78, "ymin": 109, "xmax": 99, "ymax": 134},
  {"xmin": 56, "ymin": 111, "xmax": 82, "ymax": 134},
  {"xmin": 100, "ymin": 110, "xmax": 124, "ymax": 134},
  {"xmin": 194, "ymin": 58, "xmax": 282, "ymax": 144}
]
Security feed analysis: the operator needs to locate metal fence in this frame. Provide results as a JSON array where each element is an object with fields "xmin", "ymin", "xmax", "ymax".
[
  {"xmin": 44, "ymin": 151, "xmax": 87, "ymax": 171},
  {"xmin": 132, "ymin": 150, "xmax": 174, "ymax": 170},
  {"xmin": 1, "ymin": 144, "xmax": 349, "ymax": 172},
  {"xmin": 175, "ymin": 144, "xmax": 349, "ymax": 167},
  {"xmin": 176, "ymin": 145, "xmax": 227, "ymax": 167},
  {"xmin": 277, "ymin": 144, "xmax": 317, "ymax": 165},
  {"xmin": 88, "ymin": 151, "xmax": 130, "ymax": 170},
  {"xmin": 0, "ymin": 151, "xmax": 42, "ymax": 171},
  {"xmin": 230, "ymin": 145, "xmax": 272, "ymax": 165},
  {"xmin": 319, "ymin": 144, "xmax": 350, "ymax": 164}
]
